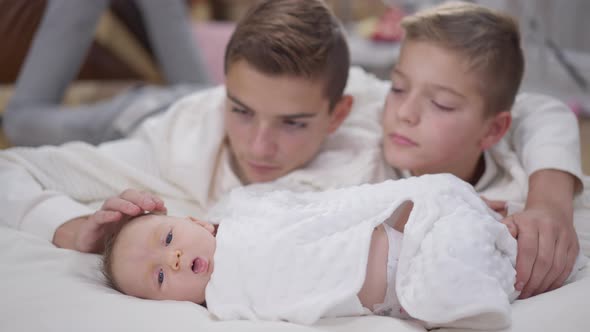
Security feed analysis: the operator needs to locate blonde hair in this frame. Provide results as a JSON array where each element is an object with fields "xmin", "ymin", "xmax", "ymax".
[
  {"xmin": 224, "ymin": 0, "xmax": 350, "ymax": 109},
  {"xmin": 401, "ymin": 1, "xmax": 524, "ymax": 113}
]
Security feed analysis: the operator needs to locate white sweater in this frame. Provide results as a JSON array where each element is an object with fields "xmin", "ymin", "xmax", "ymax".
[{"xmin": 0, "ymin": 68, "xmax": 584, "ymax": 242}]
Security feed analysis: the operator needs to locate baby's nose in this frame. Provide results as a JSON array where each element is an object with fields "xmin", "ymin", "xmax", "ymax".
[{"xmin": 169, "ymin": 249, "xmax": 182, "ymax": 271}]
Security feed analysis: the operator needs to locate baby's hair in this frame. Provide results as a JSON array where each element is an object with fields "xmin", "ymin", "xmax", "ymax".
[
  {"xmin": 101, "ymin": 228, "xmax": 121, "ymax": 292},
  {"xmin": 101, "ymin": 215, "xmax": 141, "ymax": 293}
]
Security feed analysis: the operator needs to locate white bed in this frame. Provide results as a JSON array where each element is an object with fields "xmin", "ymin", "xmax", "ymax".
[{"xmin": 1, "ymin": 224, "xmax": 588, "ymax": 332}]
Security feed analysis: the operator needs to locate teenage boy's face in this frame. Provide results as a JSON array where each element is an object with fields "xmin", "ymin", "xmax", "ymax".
[
  {"xmin": 382, "ymin": 40, "xmax": 494, "ymax": 177},
  {"xmin": 224, "ymin": 60, "xmax": 349, "ymax": 184},
  {"xmin": 111, "ymin": 215, "xmax": 216, "ymax": 304}
]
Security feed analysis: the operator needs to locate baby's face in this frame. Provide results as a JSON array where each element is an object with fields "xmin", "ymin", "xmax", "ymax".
[{"xmin": 111, "ymin": 214, "xmax": 216, "ymax": 304}]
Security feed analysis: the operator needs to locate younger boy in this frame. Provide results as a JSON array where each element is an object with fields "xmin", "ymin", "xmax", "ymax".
[
  {"xmin": 102, "ymin": 176, "xmax": 586, "ymax": 330},
  {"xmin": 380, "ymin": 1, "xmax": 588, "ymax": 299}
]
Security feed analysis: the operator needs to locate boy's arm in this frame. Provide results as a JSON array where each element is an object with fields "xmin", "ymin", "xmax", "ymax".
[
  {"xmin": 53, "ymin": 189, "xmax": 167, "ymax": 253},
  {"xmin": 509, "ymin": 93, "xmax": 583, "ymax": 192},
  {"xmin": 0, "ymin": 137, "xmax": 161, "ymax": 246},
  {"xmin": 506, "ymin": 93, "xmax": 582, "ymax": 298}
]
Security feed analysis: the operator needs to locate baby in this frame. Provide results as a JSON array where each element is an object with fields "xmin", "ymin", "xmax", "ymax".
[
  {"xmin": 102, "ymin": 174, "xmax": 586, "ymax": 330},
  {"xmin": 103, "ymin": 205, "xmax": 406, "ymax": 311}
]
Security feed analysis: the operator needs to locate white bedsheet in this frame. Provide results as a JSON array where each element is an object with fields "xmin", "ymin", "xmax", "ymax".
[{"xmin": 0, "ymin": 225, "xmax": 588, "ymax": 332}]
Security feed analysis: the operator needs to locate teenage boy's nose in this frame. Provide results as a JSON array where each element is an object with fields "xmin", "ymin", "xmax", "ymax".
[
  {"xmin": 250, "ymin": 125, "xmax": 277, "ymax": 158},
  {"xmin": 167, "ymin": 249, "xmax": 182, "ymax": 271}
]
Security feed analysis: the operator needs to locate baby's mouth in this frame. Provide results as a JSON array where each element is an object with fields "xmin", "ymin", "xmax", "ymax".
[{"xmin": 191, "ymin": 257, "xmax": 208, "ymax": 274}]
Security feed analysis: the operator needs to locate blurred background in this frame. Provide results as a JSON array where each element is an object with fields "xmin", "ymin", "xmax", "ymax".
[{"xmin": 0, "ymin": 0, "xmax": 588, "ymax": 172}]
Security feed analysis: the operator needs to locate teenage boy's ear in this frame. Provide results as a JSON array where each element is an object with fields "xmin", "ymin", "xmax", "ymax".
[
  {"xmin": 188, "ymin": 216, "xmax": 216, "ymax": 234},
  {"xmin": 479, "ymin": 111, "xmax": 512, "ymax": 151},
  {"xmin": 328, "ymin": 95, "xmax": 354, "ymax": 133}
]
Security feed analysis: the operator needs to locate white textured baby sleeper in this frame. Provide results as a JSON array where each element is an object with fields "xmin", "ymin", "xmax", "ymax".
[{"xmin": 205, "ymin": 174, "xmax": 586, "ymax": 329}]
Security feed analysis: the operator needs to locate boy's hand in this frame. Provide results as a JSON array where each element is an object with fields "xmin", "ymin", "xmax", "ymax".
[
  {"xmin": 506, "ymin": 206, "xmax": 578, "ymax": 299},
  {"xmin": 510, "ymin": 169, "xmax": 578, "ymax": 299},
  {"xmin": 52, "ymin": 189, "xmax": 167, "ymax": 253}
]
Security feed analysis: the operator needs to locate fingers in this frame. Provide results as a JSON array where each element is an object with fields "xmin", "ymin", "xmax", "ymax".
[
  {"xmin": 534, "ymin": 236, "xmax": 568, "ymax": 295},
  {"xmin": 549, "ymin": 240, "xmax": 579, "ymax": 291},
  {"xmin": 89, "ymin": 210, "xmax": 124, "ymax": 226},
  {"xmin": 501, "ymin": 216, "xmax": 518, "ymax": 238},
  {"xmin": 102, "ymin": 189, "xmax": 167, "ymax": 215},
  {"xmin": 118, "ymin": 189, "xmax": 167, "ymax": 212},
  {"xmin": 519, "ymin": 230, "xmax": 556, "ymax": 299},
  {"xmin": 188, "ymin": 216, "xmax": 216, "ymax": 234},
  {"xmin": 102, "ymin": 197, "xmax": 142, "ymax": 216},
  {"xmin": 481, "ymin": 197, "xmax": 507, "ymax": 215},
  {"xmin": 514, "ymin": 224, "xmax": 537, "ymax": 295}
]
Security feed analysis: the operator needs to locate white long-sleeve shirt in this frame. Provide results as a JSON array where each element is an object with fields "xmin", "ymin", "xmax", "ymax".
[{"xmin": 0, "ymin": 68, "xmax": 585, "ymax": 243}]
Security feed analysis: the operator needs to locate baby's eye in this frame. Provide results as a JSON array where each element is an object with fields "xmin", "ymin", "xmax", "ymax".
[
  {"xmin": 158, "ymin": 269, "xmax": 165, "ymax": 285},
  {"xmin": 165, "ymin": 230, "xmax": 173, "ymax": 246}
]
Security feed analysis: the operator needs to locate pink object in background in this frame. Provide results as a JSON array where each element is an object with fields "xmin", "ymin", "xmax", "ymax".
[
  {"xmin": 371, "ymin": 7, "xmax": 405, "ymax": 43},
  {"xmin": 192, "ymin": 22, "xmax": 236, "ymax": 84},
  {"xmin": 569, "ymin": 101, "xmax": 582, "ymax": 116}
]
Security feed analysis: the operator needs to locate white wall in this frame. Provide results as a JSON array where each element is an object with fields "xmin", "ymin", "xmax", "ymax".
[{"xmin": 476, "ymin": 0, "xmax": 590, "ymax": 52}]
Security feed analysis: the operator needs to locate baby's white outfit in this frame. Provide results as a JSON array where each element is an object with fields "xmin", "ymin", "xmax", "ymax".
[
  {"xmin": 205, "ymin": 174, "xmax": 587, "ymax": 329},
  {"xmin": 372, "ymin": 224, "xmax": 406, "ymax": 318}
]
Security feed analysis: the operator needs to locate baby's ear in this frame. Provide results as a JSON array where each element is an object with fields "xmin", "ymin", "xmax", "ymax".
[{"xmin": 187, "ymin": 216, "xmax": 216, "ymax": 234}]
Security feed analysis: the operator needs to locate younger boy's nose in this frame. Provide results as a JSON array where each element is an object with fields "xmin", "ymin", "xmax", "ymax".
[
  {"xmin": 168, "ymin": 249, "xmax": 182, "ymax": 271},
  {"xmin": 397, "ymin": 96, "xmax": 420, "ymax": 126}
]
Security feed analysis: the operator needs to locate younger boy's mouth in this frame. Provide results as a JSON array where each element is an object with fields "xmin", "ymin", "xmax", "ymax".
[
  {"xmin": 191, "ymin": 257, "xmax": 209, "ymax": 274},
  {"xmin": 389, "ymin": 133, "xmax": 418, "ymax": 147}
]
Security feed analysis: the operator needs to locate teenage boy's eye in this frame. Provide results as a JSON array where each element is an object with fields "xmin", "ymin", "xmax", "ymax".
[
  {"xmin": 165, "ymin": 230, "xmax": 173, "ymax": 246},
  {"xmin": 283, "ymin": 119, "xmax": 307, "ymax": 129},
  {"xmin": 432, "ymin": 101, "xmax": 455, "ymax": 111},
  {"xmin": 158, "ymin": 269, "xmax": 165, "ymax": 285}
]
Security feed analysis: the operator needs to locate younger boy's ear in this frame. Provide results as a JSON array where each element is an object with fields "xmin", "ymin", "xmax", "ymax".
[
  {"xmin": 480, "ymin": 111, "xmax": 512, "ymax": 151},
  {"xmin": 188, "ymin": 216, "xmax": 216, "ymax": 234},
  {"xmin": 328, "ymin": 95, "xmax": 354, "ymax": 133}
]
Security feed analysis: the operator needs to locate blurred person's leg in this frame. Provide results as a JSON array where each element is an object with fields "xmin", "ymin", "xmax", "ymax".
[
  {"xmin": 4, "ymin": 0, "xmax": 211, "ymax": 147},
  {"xmin": 136, "ymin": 0, "xmax": 211, "ymax": 84},
  {"xmin": 3, "ymin": 0, "xmax": 111, "ymax": 146}
]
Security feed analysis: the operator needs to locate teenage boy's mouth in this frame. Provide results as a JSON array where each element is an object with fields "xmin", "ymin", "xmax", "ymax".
[
  {"xmin": 191, "ymin": 257, "xmax": 209, "ymax": 274},
  {"xmin": 389, "ymin": 133, "xmax": 418, "ymax": 147}
]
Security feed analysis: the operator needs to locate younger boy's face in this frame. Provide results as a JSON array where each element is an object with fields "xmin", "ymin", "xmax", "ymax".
[
  {"xmin": 224, "ymin": 60, "xmax": 350, "ymax": 184},
  {"xmin": 111, "ymin": 215, "xmax": 216, "ymax": 304},
  {"xmin": 382, "ymin": 40, "xmax": 494, "ymax": 177}
]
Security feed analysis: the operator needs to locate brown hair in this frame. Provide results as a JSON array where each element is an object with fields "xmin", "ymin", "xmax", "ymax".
[
  {"xmin": 224, "ymin": 0, "xmax": 350, "ymax": 109},
  {"xmin": 101, "ymin": 229, "xmax": 121, "ymax": 292},
  {"xmin": 401, "ymin": 1, "xmax": 524, "ymax": 114},
  {"xmin": 101, "ymin": 217, "xmax": 137, "ymax": 293}
]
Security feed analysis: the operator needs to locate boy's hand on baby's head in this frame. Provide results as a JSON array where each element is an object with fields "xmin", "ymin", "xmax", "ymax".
[
  {"xmin": 507, "ymin": 206, "xmax": 578, "ymax": 299},
  {"xmin": 58, "ymin": 189, "xmax": 167, "ymax": 253},
  {"xmin": 105, "ymin": 189, "xmax": 168, "ymax": 217}
]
